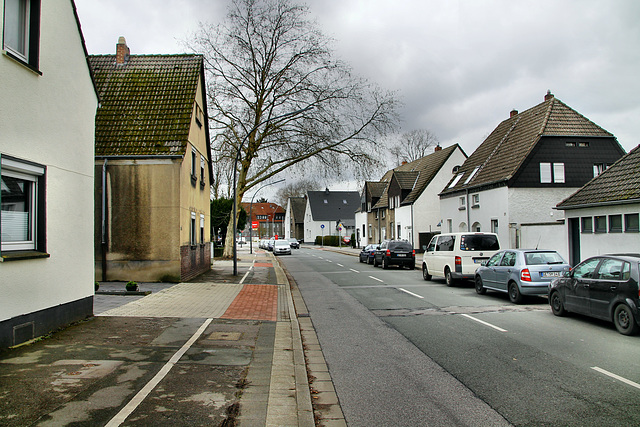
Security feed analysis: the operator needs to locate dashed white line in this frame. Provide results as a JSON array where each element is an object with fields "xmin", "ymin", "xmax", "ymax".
[
  {"xmin": 326, "ymin": 259, "xmax": 332, "ymax": 263},
  {"xmin": 337, "ymin": 263, "xmax": 344, "ymax": 267},
  {"xmin": 368, "ymin": 276, "xmax": 384, "ymax": 283},
  {"xmin": 592, "ymin": 367, "xmax": 640, "ymax": 390},
  {"xmin": 398, "ymin": 288, "xmax": 424, "ymax": 299},
  {"xmin": 349, "ymin": 268, "xmax": 360, "ymax": 273},
  {"xmin": 460, "ymin": 314, "xmax": 507, "ymax": 332}
]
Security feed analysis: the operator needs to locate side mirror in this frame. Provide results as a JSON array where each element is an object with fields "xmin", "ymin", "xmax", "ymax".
[
  {"xmin": 422, "ymin": 245, "xmax": 427, "ymax": 251},
  {"xmin": 563, "ymin": 268, "xmax": 572, "ymax": 278}
]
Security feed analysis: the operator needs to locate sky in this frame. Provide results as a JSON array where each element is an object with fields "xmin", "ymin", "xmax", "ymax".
[{"xmin": 74, "ymin": 0, "xmax": 640, "ymax": 192}]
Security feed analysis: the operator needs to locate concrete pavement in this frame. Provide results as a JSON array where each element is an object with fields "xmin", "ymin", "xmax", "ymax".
[{"xmin": 0, "ymin": 246, "xmax": 345, "ymax": 426}]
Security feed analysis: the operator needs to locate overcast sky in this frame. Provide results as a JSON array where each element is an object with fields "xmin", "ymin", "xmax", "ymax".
[{"xmin": 75, "ymin": 0, "xmax": 639, "ymax": 165}]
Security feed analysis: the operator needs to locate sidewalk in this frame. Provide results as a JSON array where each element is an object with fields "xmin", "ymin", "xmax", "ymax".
[{"xmin": 0, "ymin": 246, "xmax": 344, "ymax": 426}]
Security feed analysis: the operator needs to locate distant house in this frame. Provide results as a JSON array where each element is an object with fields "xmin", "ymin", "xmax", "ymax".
[
  {"xmin": 360, "ymin": 144, "xmax": 467, "ymax": 249},
  {"xmin": 439, "ymin": 92, "xmax": 626, "ymax": 260},
  {"xmin": 284, "ymin": 196, "xmax": 307, "ymax": 240},
  {"xmin": 240, "ymin": 202, "xmax": 285, "ymax": 240},
  {"xmin": 556, "ymin": 144, "xmax": 640, "ymax": 265},
  {"xmin": 90, "ymin": 37, "xmax": 213, "ymax": 282},
  {"xmin": 1, "ymin": 0, "xmax": 98, "ymax": 347},
  {"xmin": 304, "ymin": 189, "xmax": 360, "ymax": 243}
]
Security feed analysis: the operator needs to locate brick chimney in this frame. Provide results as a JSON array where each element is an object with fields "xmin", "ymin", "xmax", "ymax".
[
  {"xmin": 510, "ymin": 109, "xmax": 518, "ymax": 118},
  {"xmin": 434, "ymin": 145, "xmax": 442, "ymax": 152},
  {"xmin": 544, "ymin": 90, "xmax": 554, "ymax": 101},
  {"xmin": 116, "ymin": 36, "xmax": 130, "ymax": 65}
]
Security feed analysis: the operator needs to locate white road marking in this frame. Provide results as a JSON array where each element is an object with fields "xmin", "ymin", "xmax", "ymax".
[
  {"xmin": 337, "ymin": 263, "xmax": 344, "ymax": 267},
  {"xmin": 591, "ymin": 367, "xmax": 640, "ymax": 390},
  {"xmin": 326, "ymin": 259, "xmax": 332, "ymax": 263},
  {"xmin": 349, "ymin": 268, "xmax": 360, "ymax": 273},
  {"xmin": 460, "ymin": 314, "xmax": 507, "ymax": 332},
  {"xmin": 369, "ymin": 276, "xmax": 384, "ymax": 283},
  {"xmin": 106, "ymin": 318, "xmax": 213, "ymax": 426},
  {"xmin": 398, "ymin": 288, "xmax": 424, "ymax": 299},
  {"xmin": 239, "ymin": 260, "xmax": 254, "ymax": 284}
]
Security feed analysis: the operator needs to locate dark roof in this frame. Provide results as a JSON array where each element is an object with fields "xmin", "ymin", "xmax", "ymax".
[
  {"xmin": 556, "ymin": 144, "xmax": 640, "ymax": 209},
  {"xmin": 372, "ymin": 144, "xmax": 464, "ymax": 208},
  {"xmin": 441, "ymin": 93, "xmax": 614, "ymax": 195},
  {"xmin": 290, "ymin": 197, "xmax": 307, "ymax": 223},
  {"xmin": 307, "ymin": 190, "xmax": 360, "ymax": 225},
  {"xmin": 89, "ymin": 54, "xmax": 203, "ymax": 157},
  {"xmin": 367, "ymin": 181, "xmax": 387, "ymax": 199}
]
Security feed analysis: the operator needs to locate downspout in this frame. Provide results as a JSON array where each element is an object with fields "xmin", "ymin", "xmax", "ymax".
[
  {"xmin": 410, "ymin": 203, "xmax": 414, "ymax": 248},
  {"xmin": 101, "ymin": 159, "xmax": 108, "ymax": 281},
  {"xmin": 466, "ymin": 188, "xmax": 471, "ymax": 232}
]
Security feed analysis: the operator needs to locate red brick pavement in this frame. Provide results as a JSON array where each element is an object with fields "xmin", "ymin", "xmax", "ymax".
[
  {"xmin": 254, "ymin": 262, "xmax": 273, "ymax": 267},
  {"xmin": 221, "ymin": 284, "xmax": 278, "ymax": 321}
]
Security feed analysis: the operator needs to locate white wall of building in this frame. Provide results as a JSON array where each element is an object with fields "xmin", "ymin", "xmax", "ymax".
[
  {"xmin": 355, "ymin": 210, "xmax": 367, "ymax": 247},
  {"xmin": 519, "ymin": 222, "xmax": 568, "ymax": 260},
  {"xmin": 1, "ymin": 2, "xmax": 97, "ymax": 322}
]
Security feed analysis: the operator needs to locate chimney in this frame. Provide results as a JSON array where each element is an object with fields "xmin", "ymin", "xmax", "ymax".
[
  {"xmin": 401, "ymin": 161, "xmax": 408, "ymax": 165},
  {"xmin": 434, "ymin": 144, "xmax": 442, "ymax": 152},
  {"xmin": 544, "ymin": 90, "xmax": 554, "ymax": 101},
  {"xmin": 510, "ymin": 109, "xmax": 518, "ymax": 118},
  {"xmin": 116, "ymin": 36, "xmax": 130, "ymax": 65}
]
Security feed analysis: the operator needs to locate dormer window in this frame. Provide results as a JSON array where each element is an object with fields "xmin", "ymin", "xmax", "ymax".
[
  {"xmin": 448, "ymin": 173, "xmax": 464, "ymax": 188},
  {"xmin": 464, "ymin": 167, "xmax": 480, "ymax": 184}
]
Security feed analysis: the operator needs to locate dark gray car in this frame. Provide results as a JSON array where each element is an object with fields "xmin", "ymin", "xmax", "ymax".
[{"xmin": 374, "ymin": 240, "xmax": 415, "ymax": 269}]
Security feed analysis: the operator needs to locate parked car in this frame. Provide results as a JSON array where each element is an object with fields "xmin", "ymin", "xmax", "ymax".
[
  {"xmin": 475, "ymin": 249, "xmax": 570, "ymax": 304},
  {"xmin": 549, "ymin": 254, "xmax": 640, "ymax": 335},
  {"xmin": 267, "ymin": 238, "xmax": 275, "ymax": 251},
  {"xmin": 422, "ymin": 232, "xmax": 500, "ymax": 286},
  {"xmin": 288, "ymin": 237, "xmax": 300, "ymax": 249},
  {"xmin": 373, "ymin": 240, "xmax": 415, "ymax": 269},
  {"xmin": 359, "ymin": 244, "xmax": 379, "ymax": 264},
  {"xmin": 273, "ymin": 239, "xmax": 292, "ymax": 255}
]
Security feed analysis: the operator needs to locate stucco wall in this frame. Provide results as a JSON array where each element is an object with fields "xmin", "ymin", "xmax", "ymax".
[{"xmin": 1, "ymin": 2, "xmax": 98, "ymax": 327}]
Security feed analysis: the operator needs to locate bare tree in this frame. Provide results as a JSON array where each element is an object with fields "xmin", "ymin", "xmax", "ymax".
[
  {"xmin": 389, "ymin": 129, "xmax": 439, "ymax": 166},
  {"xmin": 192, "ymin": 0, "xmax": 399, "ymax": 257},
  {"xmin": 273, "ymin": 178, "xmax": 322, "ymax": 207}
]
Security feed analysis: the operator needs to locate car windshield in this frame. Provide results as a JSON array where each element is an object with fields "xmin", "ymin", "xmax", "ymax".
[
  {"xmin": 288, "ymin": 238, "xmax": 297, "ymax": 242},
  {"xmin": 389, "ymin": 242, "xmax": 412, "ymax": 251},
  {"xmin": 275, "ymin": 240, "xmax": 289, "ymax": 247},
  {"xmin": 525, "ymin": 251, "xmax": 565, "ymax": 265},
  {"xmin": 460, "ymin": 235, "xmax": 499, "ymax": 251}
]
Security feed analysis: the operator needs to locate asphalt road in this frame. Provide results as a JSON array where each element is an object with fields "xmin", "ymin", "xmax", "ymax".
[{"xmin": 281, "ymin": 248, "xmax": 640, "ymax": 426}]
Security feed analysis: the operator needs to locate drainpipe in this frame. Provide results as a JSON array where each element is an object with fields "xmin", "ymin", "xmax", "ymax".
[
  {"xmin": 466, "ymin": 188, "xmax": 471, "ymax": 232},
  {"xmin": 101, "ymin": 159, "xmax": 108, "ymax": 281}
]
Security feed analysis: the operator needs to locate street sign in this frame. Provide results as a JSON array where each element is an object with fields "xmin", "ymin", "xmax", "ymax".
[
  {"xmin": 321, "ymin": 224, "xmax": 325, "ymax": 229},
  {"xmin": 252, "ymin": 221, "xmax": 259, "ymax": 229}
]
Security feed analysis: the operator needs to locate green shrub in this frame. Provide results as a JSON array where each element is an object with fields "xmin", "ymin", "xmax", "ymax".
[{"xmin": 125, "ymin": 281, "xmax": 138, "ymax": 291}]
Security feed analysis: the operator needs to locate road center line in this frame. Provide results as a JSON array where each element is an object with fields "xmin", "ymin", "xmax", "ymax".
[
  {"xmin": 460, "ymin": 314, "xmax": 507, "ymax": 332},
  {"xmin": 368, "ymin": 276, "xmax": 384, "ymax": 283},
  {"xmin": 349, "ymin": 268, "xmax": 360, "ymax": 273},
  {"xmin": 591, "ymin": 367, "xmax": 640, "ymax": 390},
  {"xmin": 337, "ymin": 263, "xmax": 344, "ymax": 267},
  {"xmin": 398, "ymin": 288, "xmax": 424, "ymax": 299},
  {"xmin": 106, "ymin": 318, "xmax": 213, "ymax": 426}
]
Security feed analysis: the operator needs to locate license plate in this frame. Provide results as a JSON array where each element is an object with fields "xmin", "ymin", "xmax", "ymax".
[
  {"xmin": 542, "ymin": 271, "xmax": 562, "ymax": 278},
  {"xmin": 397, "ymin": 254, "xmax": 406, "ymax": 257},
  {"xmin": 473, "ymin": 258, "xmax": 487, "ymax": 264}
]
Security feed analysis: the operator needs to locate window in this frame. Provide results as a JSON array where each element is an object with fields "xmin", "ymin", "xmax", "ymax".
[
  {"xmin": 368, "ymin": 224, "xmax": 372, "ymax": 239},
  {"xmin": 491, "ymin": 219, "xmax": 498, "ymax": 233},
  {"xmin": 458, "ymin": 196, "xmax": 466, "ymax": 210},
  {"xmin": 1, "ymin": 155, "xmax": 45, "ymax": 252},
  {"xmin": 565, "ymin": 141, "xmax": 576, "ymax": 147},
  {"xmin": 195, "ymin": 104, "xmax": 203, "ymax": 128},
  {"xmin": 190, "ymin": 212, "xmax": 197, "ymax": 246},
  {"xmin": 594, "ymin": 215, "xmax": 606, "ymax": 233},
  {"xmin": 486, "ymin": 252, "xmax": 502, "ymax": 267},
  {"xmin": 436, "ymin": 235, "xmax": 455, "ymax": 251},
  {"xmin": 381, "ymin": 209, "xmax": 385, "ymax": 219},
  {"xmin": 464, "ymin": 167, "xmax": 480, "ymax": 184},
  {"xmin": 597, "ymin": 258, "xmax": 627, "ymax": 280},
  {"xmin": 581, "ymin": 217, "xmax": 593, "ymax": 233},
  {"xmin": 448, "ymin": 173, "xmax": 464, "ymax": 188},
  {"xmin": 190, "ymin": 148, "xmax": 197, "ymax": 185},
  {"xmin": 609, "ymin": 215, "xmax": 622, "ymax": 233},
  {"xmin": 200, "ymin": 214, "xmax": 205, "ymax": 244},
  {"xmin": 447, "ymin": 219, "xmax": 452, "ymax": 233},
  {"xmin": 593, "ymin": 163, "xmax": 608, "ymax": 177},
  {"xmin": 256, "ymin": 215, "xmax": 268, "ymax": 220},
  {"xmin": 397, "ymin": 224, "xmax": 401, "ymax": 239},
  {"xmin": 625, "ymin": 213, "xmax": 639, "ymax": 232},
  {"xmin": 540, "ymin": 162, "xmax": 565, "ymax": 183},
  {"xmin": 500, "ymin": 252, "xmax": 516, "ymax": 267},
  {"xmin": 573, "ymin": 258, "xmax": 600, "ymax": 279},
  {"xmin": 578, "ymin": 142, "xmax": 590, "ymax": 147},
  {"xmin": 200, "ymin": 155, "xmax": 205, "ymax": 188},
  {"xmin": 471, "ymin": 194, "xmax": 479, "ymax": 207},
  {"xmin": 3, "ymin": 0, "xmax": 40, "ymax": 70},
  {"xmin": 472, "ymin": 222, "xmax": 481, "ymax": 232}
]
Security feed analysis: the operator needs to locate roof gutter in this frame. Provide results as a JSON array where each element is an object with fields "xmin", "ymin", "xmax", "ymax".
[{"xmin": 555, "ymin": 198, "xmax": 640, "ymax": 210}]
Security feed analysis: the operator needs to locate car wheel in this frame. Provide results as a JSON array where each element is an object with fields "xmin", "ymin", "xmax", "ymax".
[
  {"xmin": 508, "ymin": 281, "xmax": 523, "ymax": 304},
  {"xmin": 550, "ymin": 291, "xmax": 566, "ymax": 316},
  {"xmin": 613, "ymin": 304, "xmax": 639, "ymax": 336},
  {"xmin": 359, "ymin": 256, "xmax": 363, "ymax": 263},
  {"xmin": 382, "ymin": 257, "xmax": 389, "ymax": 269},
  {"xmin": 422, "ymin": 265, "xmax": 432, "ymax": 281},
  {"xmin": 475, "ymin": 275, "xmax": 486, "ymax": 295},
  {"xmin": 445, "ymin": 268, "xmax": 455, "ymax": 287},
  {"xmin": 373, "ymin": 256, "xmax": 379, "ymax": 267},
  {"xmin": 368, "ymin": 257, "xmax": 373, "ymax": 265}
]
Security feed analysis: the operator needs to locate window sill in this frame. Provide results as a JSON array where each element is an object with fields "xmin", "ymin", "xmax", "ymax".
[
  {"xmin": 471, "ymin": 204, "xmax": 480, "ymax": 209},
  {"xmin": 3, "ymin": 51, "xmax": 42, "ymax": 75},
  {"xmin": 1, "ymin": 250, "xmax": 50, "ymax": 262},
  {"xmin": 190, "ymin": 174, "xmax": 198, "ymax": 186},
  {"xmin": 458, "ymin": 207, "xmax": 466, "ymax": 211}
]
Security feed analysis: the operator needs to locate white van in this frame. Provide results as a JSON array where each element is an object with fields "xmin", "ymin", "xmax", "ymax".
[{"xmin": 422, "ymin": 232, "xmax": 500, "ymax": 286}]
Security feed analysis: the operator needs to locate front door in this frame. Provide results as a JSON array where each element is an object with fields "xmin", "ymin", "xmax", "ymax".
[
  {"xmin": 494, "ymin": 251, "xmax": 516, "ymax": 291},
  {"xmin": 564, "ymin": 257, "xmax": 601, "ymax": 314},
  {"xmin": 568, "ymin": 218, "xmax": 581, "ymax": 266},
  {"xmin": 589, "ymin": 258, "xmax": 628, "ymax": 320}
]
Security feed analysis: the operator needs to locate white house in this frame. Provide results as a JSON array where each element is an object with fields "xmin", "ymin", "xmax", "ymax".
[
  {"xmin": 304, "ymin": 189, "xmax": 360, "ymax": 244},
  {"xmin": 555, "ymin": 144, "xmax": 640, "ymax": 265},
  {"xmin": 438, "ymin": 92, "xmax": 626, "ymax": 261},
  {"xmin": 0, "ymin": 0, "xmax": 98, "ymax": 347}
]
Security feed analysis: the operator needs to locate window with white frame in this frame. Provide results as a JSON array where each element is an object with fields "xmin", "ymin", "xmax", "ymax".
[
  {"xmin": 200, "ymin": 155, "xmax": 205, "ymax": 188},
  {"xmin": 190, "ymin": 212, "xmax": 197, "ymax": 245},
  {"xmin": 200, "ymin": 214, "xmax": 205, "ymax": 243},
  {"xmin": 1, "ymin": 155, "xmax": 45, "ymax": 252},
  {"xmin": 190, "ymin": 148, "xmax": 197, "ymax": 184},
  {"xmin": 540, "ymin": 162, "xmax": 565, "ymax": 183},
  {"xmin": 3, "ymin": 0, "xmax": 40, "ymax": 69},
  {"xmin": 459, "ymin": 196, "xmax": 466, "ymax": 210},
  {"xmin": 471, "ymin": 194, "xmax": 480, "ymax": 207}
]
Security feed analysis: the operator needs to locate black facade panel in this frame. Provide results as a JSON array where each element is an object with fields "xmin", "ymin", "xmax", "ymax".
[{"xmin": 511, "ymin": 136, "xmax": 625, "ymax": 188}]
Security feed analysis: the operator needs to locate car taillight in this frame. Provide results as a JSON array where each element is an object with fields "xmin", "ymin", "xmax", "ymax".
[
  {"xmin": 412, "ymin": 250, "xmax": 415, "ymax": 256},
  {"xmin": 386, "ymin": 249, "xmax": 391, "ymax": 256},
  {"xmin": 455, "ymin": 256, "xmax": 461, "ymax": 266},
  {"xmin": 521, "ymin": 269, "xmax": 532, "ymax": 282}
]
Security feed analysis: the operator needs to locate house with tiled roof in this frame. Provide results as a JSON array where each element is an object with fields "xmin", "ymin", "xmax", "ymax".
[
  {"xmin": 304, "ymin": 189, "xmax": 360, "ymax": 243},
  {"xmin": 358, "ymin": 144, "xmax": 467, "ymax": 249},
  {"xmin": 556, "ymin": 144, "xmax": 640, "ymax": 264},
  {"xmin": 284, "ymin": 196, "xmax": 307, "ymax": 240},
  {"xmin": 90, "ymin": 37, "xmax": 213, "ymax": 282},
  {"xmin": 1, "ymin": 0, "xmax": 98, "ymax": 347},
  {"xmin": 439, "ymin": 91, "xmax": 626, "ymax": 258},
  {"xmin": 240, "ymin": 202, "xmax": 285, "ymax": 241}
]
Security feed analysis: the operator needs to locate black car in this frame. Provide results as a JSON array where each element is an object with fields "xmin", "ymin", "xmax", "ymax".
[
  {"xmin": 359, "ymin": 244, "xmax": 379, "ymax": 264},
  {"xmin": 288, "ymin": 237, "xmax": 300, "ymax": 249},
  {"xmin": 373, "ymin": 240, "xmax": 415, "ymax": 269},
  {"xmin": 549, "ymin": 254, "xmax": 640, "ymax": 335}
]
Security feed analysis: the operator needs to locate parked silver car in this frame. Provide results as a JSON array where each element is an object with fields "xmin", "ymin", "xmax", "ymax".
[
  {"xmin": 273, "ymin": 239, "xmax": 291, "ymax": 255},
  {"xmin": 475, "ymin": 249, "xmax": 570, "ymax": 303}
]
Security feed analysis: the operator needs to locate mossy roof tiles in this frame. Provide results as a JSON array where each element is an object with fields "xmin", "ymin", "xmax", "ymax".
[
  {"xmin": 441, "ymin": 95, "xmax": 614, "ymax": 195},
  {"xmin": 89, "ymin": 54, "xmax": 203, "ymax": 157},
  {"xmin": 556, "ymin": 144, "xmax": 640, "ymax": 208}
]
